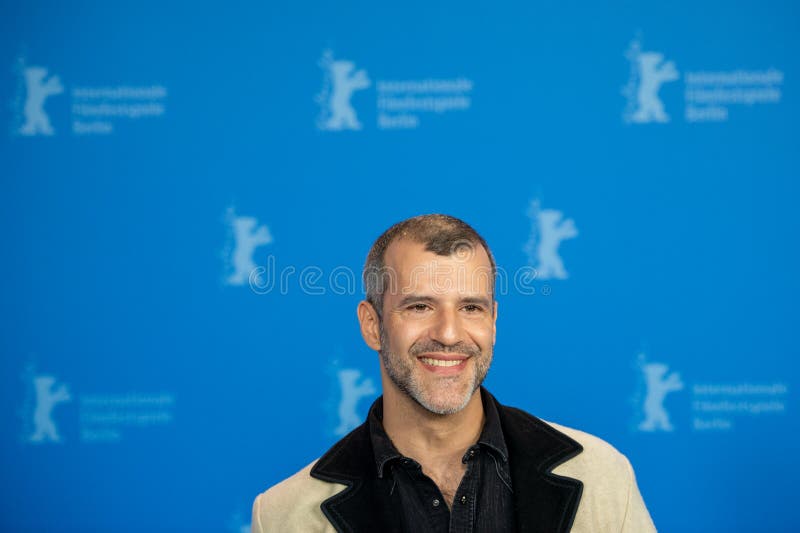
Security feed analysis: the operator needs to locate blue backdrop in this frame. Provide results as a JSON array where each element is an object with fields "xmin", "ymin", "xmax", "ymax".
[{"xmin": 2, "ymin": 1, "xmax": 797, "ymax": 531}]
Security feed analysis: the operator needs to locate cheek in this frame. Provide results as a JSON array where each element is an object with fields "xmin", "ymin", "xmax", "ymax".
[
  {"xmin": 471, "ymin": 322, "xmax": 495, "ymax": 347},
  {"xmin": 387, "ymin": 319, "xmax": 428, "ymax": 336},
  {"xmin": 384, "ymin": 323, "xmax": 422, "ymax": 351}
]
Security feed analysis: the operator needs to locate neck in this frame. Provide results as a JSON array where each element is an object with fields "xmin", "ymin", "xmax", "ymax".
[{"xmin": 381, "ymin": 384, "xmax": 485, "ymax": 465}]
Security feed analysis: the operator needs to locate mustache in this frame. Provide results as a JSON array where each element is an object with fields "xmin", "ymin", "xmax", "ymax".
[{"xmin": 409, "ymin": 340, "xmax": 481, "ymax": 358}]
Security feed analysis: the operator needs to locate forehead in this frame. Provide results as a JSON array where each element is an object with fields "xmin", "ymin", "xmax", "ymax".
[{"xmin": 382, "ymin": 238, "xmax": 493, "ymax": 296}]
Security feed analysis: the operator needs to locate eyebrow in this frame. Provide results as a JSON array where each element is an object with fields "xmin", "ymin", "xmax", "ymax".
[{"xmin": 396, "ymin": 294, "xmax": 493, "ymax": 309}]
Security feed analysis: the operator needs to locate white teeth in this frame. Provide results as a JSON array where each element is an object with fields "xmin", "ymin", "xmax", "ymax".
[{"xmin": 420, "ymin": 357, "xmax": 464, "ymax": 367}]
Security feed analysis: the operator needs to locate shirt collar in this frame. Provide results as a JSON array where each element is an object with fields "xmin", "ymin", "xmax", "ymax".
[
  {"xmin": 477, "ymin": 386, "xmax": 509, "ymax": 463},
  {"xmin": 369, "ymin": 386, "xmax": 510, "ymax": 478},
  {"xmin": 368, "ymin": 398, "xmax": 403, "ymax": 478}
]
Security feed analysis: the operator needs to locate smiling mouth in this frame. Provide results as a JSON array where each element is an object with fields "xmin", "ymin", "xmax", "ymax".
[
  {"xmin": 418, "ymin": 357, "xmax": 465, "ymax": 367},
  {"xmin": 416, "ymin": 352, "xmax": 470, "ymax": 370}
]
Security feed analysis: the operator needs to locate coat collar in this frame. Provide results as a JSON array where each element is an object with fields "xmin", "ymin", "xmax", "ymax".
[
  {"xmin": 310, "ymin": 389, "xmax": 584, "ymax": 533},
  {"xmin": 370, "ymin": 388, "xmax": 510, "ymax": 480}
]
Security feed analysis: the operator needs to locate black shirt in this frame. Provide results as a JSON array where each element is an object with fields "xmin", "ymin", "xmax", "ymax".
[{"xmin": 368, "ymin": 388, "xmax": 517, "ymax": 533}]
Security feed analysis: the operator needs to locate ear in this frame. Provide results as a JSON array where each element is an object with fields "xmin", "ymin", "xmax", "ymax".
[
  {"xmin": 357, "ymin": 300, "xmax": 382, "ymax": 351},
  {"xmin": 492, "ymin": 300, "xmax": 498, "ymax": 346}
]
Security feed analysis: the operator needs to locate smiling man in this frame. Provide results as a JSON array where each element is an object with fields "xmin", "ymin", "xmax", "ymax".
[{"xmin": 252, "ymin": 214, "xmax": 657, "ymax": 533}]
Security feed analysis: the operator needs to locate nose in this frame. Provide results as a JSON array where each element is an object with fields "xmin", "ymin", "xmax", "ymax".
[{"xmin": 429, "ymin": 306, "xmax": 464, "ymax": 346}]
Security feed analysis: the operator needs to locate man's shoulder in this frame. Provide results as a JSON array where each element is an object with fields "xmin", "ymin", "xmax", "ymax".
[
  {"xmin": 251, "ymin": 418, "xmax": 377, "ymax": 532},
  {"xmin": 544, "ymin": 420, "xmax": 632, "ymax": 474},
  {"xmin": 537, "ymin": 419, "xmax": 657, "ymax": 532},
  {"xmin": 255, "ymin": 460, "xmax": 324, "ymax": 503},
  {"xmin": 251, "ymin": 460, "xmax": 345, "ymax": 533},
  {"xmin": 494, "ymin": 400, "xmax": 631, "ymax": 476}
]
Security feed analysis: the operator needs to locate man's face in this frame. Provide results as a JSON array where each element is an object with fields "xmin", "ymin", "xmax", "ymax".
[{"xmin": 377, "ymin": 239, "xmax": 497, "ymax": 415}]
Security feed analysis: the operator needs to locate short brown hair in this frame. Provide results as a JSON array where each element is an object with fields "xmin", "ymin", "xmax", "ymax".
[{"xmin": 363, "ymin": 214, "xmax": 496, "ymax": 318}]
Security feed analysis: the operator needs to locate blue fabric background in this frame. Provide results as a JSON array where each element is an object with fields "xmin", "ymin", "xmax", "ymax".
[{"xmin": 2, "ymin": 1, "xmax": 797, "ymax": 531}]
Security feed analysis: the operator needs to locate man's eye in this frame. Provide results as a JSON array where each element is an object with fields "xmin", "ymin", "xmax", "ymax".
[
  {"xmin": 463, "ymin": 304, "xmax": 483, "ymax": 313},
  {"xmin": 409, "ymin": 304, "xmax": 429, "ymax": 312}
]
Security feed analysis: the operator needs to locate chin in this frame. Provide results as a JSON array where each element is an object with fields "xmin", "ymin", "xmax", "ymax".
[{"xmin": 415, "ymin": 383, "xmax": 477, "ymax": 415}]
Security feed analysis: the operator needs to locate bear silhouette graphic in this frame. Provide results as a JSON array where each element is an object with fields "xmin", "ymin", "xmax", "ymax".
[
  {"xmin": 226, "ymin": 214, "xmax": 272, "ymax": 286},
  {"xmin": 317, "ymin": 52, "xmax": 371, "ymax": 131},
  {"xmin": 638, "ymin": 362, "xmax": 683, "ymax": 432},
  {"xmin": 524, "ymin": 200, "xmax": 578, "ymax": 280},
  {"xmin": 334, "ymin": 369, "xmax": 376, "ymax": 436},
  {"xmin": 19, "ymin": 66, "xmax": 64, "ymax": 136},
  {"xmin": 29, "ymin": 375, "xmax": 71, "ymax": 443}
]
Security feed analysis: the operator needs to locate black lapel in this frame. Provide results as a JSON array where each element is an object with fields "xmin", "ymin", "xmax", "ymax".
[
  {"xmin": 311, "ymin": 392, "xmax": 584, "ymax": 533},
  {"xmin": 310, "ymin": 404, "xmax": 399, "ymax": 533},
  {"xmin": 493, "ymin": 394, "xmax": 584, "ymax": 533}
]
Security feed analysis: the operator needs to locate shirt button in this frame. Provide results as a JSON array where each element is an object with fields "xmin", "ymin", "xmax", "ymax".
[
  {"xmin": 432, "ymin": 498, "xmax": 440, "ymax": 507},
  {"xmin": 461, "ymin": 495, "xmax": 468, "ymax": 504},
  {"xmin": 469, "ymin": 450, "xmax": 476, "ymax": 458}
]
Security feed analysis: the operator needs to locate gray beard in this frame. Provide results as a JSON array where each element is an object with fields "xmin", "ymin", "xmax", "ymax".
[{"xmin": 379, "ymin": 326, "xmax": 491, "ymax": 415}]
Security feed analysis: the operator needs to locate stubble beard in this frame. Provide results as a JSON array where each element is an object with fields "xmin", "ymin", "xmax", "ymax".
[{"xmin": 379, "ymin": 325, "xmax": 492, "ymax": 415}]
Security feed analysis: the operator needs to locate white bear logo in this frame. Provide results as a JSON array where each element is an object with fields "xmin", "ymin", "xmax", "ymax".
[
  {"xmin": 334, "ymin": 369, "xmax": 376, "ymax": 436},
  {"xmin": 623, "ymin": 39, "xmax": 679, "ymax": 124},
  {"xmin": 29, "ymin": 375, "xmax": 71, "ymax": 443},
  {"xmin": 317, "ymin": 51, "xmax": 371, "ymax": 131},
  {"xmin": 19, "ymin": 65, "xmax": 64, "ymax": 136},
  {"xmin": 638, "ymin": 359, "xmax": 684, "ymax": 432},
  {"xmin": 225, "ymin": 210, "xmax": 273, "ymax": 287},
  {"xmin": 523, "ymin": 199, "xmax": 578, "ymax": 280}
]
